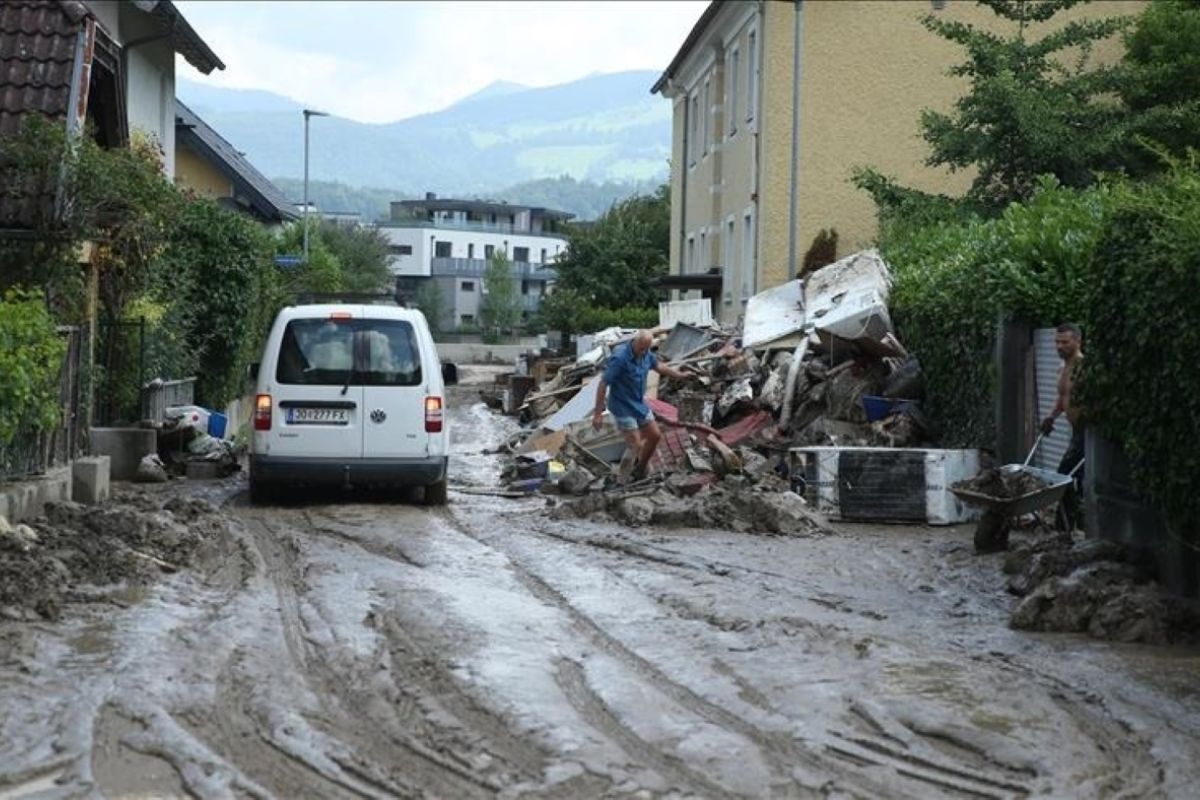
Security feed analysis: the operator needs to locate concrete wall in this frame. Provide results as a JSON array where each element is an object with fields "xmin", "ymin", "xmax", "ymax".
[{"xmin": 435, "ymin": 342, "xmax": 537, "ymax": 366}]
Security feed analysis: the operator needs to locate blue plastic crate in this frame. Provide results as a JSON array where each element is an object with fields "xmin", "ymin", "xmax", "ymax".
[
  {"xmin": 208, "ymin": 411, "xmax": 228, "ymax": 438},
  {"xmin": 862, "ymin": 395, "xmax": 913, "ymax": 422}
]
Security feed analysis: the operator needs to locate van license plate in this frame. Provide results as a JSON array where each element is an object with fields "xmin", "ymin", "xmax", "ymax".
[{"xmin": 287, "ymin": 408, "xmax": 349, "ymax": 425}]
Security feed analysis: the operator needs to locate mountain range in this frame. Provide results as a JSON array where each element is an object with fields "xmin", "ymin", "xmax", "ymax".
[{"xmin": 177, "ymin": 71, "xmax": 671, "ymax": 217}]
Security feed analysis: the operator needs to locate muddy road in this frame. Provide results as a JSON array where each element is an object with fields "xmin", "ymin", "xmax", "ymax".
[{"xmin": 2, "ymin": 368, "xmax": 1199, "ymax": 799}]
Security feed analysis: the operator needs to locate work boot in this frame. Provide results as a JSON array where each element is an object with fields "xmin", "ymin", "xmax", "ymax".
[{"xmin": 631, "ymin": 459, "xmax": 649, "ymax": 482}]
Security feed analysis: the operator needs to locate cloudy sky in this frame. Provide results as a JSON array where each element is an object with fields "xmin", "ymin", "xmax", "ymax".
[{"xmin": 175, "ymin": 1, "xmax": 707, "ymax": 124}]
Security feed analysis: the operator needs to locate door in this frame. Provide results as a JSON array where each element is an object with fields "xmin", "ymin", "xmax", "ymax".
[
  {"xmin": 270, "ymin": 316, "xmax": 364, "ymax": 459},
  {"xmin": 359, "ymin": 318, "xmax": 430, "ymax": 459},
  {"xmin": 1033, "ymin": 328, "xmax": 1072, "ymax": 471}
]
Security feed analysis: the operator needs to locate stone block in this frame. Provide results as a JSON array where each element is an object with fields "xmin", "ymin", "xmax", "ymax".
[
  {"xmin": 89, "ymin": 427, "xmax": 158, "ymax": 481},
  {"xmin": 0, "ymin": 467, "xmax": 72, "ymax": 523},
  {"xmin": 72, "ymin": 456, "xmax": 111, "ymax": 505}
]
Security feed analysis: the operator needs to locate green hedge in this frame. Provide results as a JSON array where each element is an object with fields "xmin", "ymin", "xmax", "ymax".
[
  {"xmin": 0, "ymin": 289, "xmax": 66, "ymax": 444},
  {"xmin": 879, "ymin": 166, "xmax": 1199, "ymax": 538}
]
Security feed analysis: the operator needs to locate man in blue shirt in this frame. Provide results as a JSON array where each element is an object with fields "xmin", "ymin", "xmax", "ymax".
[{"xmin": 592, "ymin": 330, "xmax": 691, "ymax": 481}]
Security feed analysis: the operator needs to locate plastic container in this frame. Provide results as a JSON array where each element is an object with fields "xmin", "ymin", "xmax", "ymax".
[
  {"xmin": 862, "ymin": 395, "xmax": 913, "ymax": 422},
  {"xmin": 166, "ymin": 405, "xmax": 210, "ymax": 431},
  {"xmin": 208, "ymin": 412, "xmax": 228, "ymax": 439}
]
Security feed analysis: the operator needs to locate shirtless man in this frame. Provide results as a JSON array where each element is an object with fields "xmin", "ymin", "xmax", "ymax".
[
  {"xmin": 592, "ymin": 330, "xmax": 691, "ymax": 481},
  {"xmin": 1041, "ymin": 323, "xmax": 1085, "ymax": 531}
]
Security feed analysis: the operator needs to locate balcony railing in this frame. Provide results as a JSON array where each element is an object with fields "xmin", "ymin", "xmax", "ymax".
[
  {"xmin": 431, "ymin": 257, "xmax": 556, "ymax": 281},
  {"xmin": 382, "ymin": 218, "xmax": 567, "ymax": 237}
]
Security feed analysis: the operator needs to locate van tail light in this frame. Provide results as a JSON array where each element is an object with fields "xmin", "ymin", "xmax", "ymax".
[
  {"xmin": 425, "ymin": 396, "xmax": 443, "ymax": 433},
  {"xmin": 254, "ymin": 394, "xmax": 272, "ymax": 431}
]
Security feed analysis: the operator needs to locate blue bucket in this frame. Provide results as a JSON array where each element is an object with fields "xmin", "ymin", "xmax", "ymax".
[
  {"xmin": 208, "ymin": 411, "xmax": 228, "ymax": 438},
  {"xmin": 862, "ymin": 396, "xmax": 913, "ymax": 422}
]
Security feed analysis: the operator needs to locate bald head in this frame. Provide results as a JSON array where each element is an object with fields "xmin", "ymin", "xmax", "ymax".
[{"xmin": 632, "ymin": 330, "xmax": 653, "ymax": 356}]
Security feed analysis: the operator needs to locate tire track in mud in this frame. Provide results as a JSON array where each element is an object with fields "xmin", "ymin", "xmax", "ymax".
[
  {"xmin": 243, "ymin": 511, "xmax": 515, "ymax": 798},
  {"xmin": 439, "ymin": 507, "xmax": 912, "ymax": 798},
  {"xmin": 553, "ymin": 658, "xmax": 743, "ymax": 799}
]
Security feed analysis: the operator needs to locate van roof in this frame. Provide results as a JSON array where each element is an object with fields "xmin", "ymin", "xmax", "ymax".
[{"xmin": 278, "ymin": 304, "xmax": 428, "ymax": 323}]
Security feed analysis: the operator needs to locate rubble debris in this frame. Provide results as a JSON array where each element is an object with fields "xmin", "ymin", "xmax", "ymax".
[
  {"xmin": 0, "ymin": 492, "xmax": 230, "ymax": 621},
  {"xmin": 484, "ymin": 251, "xmax": 953, "ymax": 533},
  {"xmin": 135, "ymin": 454, "xmax": 169, "ymax": 483},
  {"xmin": 1003, "ymin": 533, "xmax": 1200, "ymax": 644}
]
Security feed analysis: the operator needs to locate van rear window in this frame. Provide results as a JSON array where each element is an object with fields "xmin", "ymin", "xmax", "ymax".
[{"xmin": 276, "ymin": 319, "xmax": 423, "ymax": 386}]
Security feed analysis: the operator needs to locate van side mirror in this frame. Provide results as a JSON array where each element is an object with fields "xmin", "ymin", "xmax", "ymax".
[
  {"xmin": 247, "ymin": 362, "xmax": 260, "ymax": 381},
  {"xmin": 441, "ymin": 361, "xmax": 458, "ymax": 386}
]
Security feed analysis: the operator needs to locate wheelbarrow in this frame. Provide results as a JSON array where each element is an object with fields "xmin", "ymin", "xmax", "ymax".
[{"xmin": 951, "ymin": 434, "xmax": 1082, "ymax": 553}]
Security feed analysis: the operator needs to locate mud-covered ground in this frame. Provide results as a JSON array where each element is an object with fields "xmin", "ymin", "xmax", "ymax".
[{"xmin": 2, "ymin": 367, "xmax": 1199, "ymax": 799}]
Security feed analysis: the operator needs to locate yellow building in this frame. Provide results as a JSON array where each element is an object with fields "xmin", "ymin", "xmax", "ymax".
[
  {"xmin": 652, "ymin": 0, "xmax": 1144, "ymax": 322},
  {"xmin": 174, "ymin": 100, "xmax": 298, "ymax": 228}
]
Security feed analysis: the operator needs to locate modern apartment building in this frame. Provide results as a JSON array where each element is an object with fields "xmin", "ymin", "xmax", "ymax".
[
  {"xmin": 653, "ymin": 0, "xmax": 1143, "ymax": 323},
  {"xmin": 380, "ymin": 194, "xmax": 572, "ymax": 330}
]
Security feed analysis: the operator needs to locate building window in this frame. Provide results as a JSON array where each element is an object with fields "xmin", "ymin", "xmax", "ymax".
[
  {"xmin": 461, "ymin": 281, "xmax": 475, "ymax": 292},
  {"xmin": 434, "ymin": 240, "xmax": 452, "ymax": 258},
  {"xmin": 699, "ymin": 230, "xmax": 708, "ymax": 271},
  {"xmin": 513, "ymin": 246, "xmax": 530, "ymax": 263},
  {"xmin": 702, "ymin": 78, "xmax": 711, "ymax": 156},
  {"xmin": 460, "ymin": 314, "xmax": 475, "ymax": 325},
  {"xmin": 485, "ymin": 244, "xmax": 495, "ymax": 259},
  {"xmin": 747, "ymin": 29, "xmax": 757, "ymax": 123},
  {"xmin": 467, "ymin": 243, "xmax": 475, "ymax": 259},
  {"xmin": 521, "ymin": 280, "xmax": 532, "ymax": 295},
  {"xmin": 686, "ymin": 235, "xmax": 696, "ymax": 275},
  {"xmin": 387, "ymin": 244, "xmax": 413, "ymax": 256},
  {"xmin": 540, "ymin": 248, "xmax": 547, "ymax": 263},
  {"xmin": 728, "ymin": 47, "xmax": 739, "ymax": 135},
  {"xmin": 724, "ymin": 217, "xmax": 735, "ymax": 277}
]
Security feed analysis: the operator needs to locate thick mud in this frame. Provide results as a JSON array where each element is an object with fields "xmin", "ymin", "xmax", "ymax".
[{"xmin": 1, "ymin": 366, "xmax": 1198, "ymax": 798}]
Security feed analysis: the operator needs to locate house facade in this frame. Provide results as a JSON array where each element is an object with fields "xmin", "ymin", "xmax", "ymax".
[
  {"xmin": 175, "ymin": 100, "xmax": 298, "ymax": 227},
  {"xmin": 379, "ymin": 195, "xmax": 571, "ymax": 330},
  {"xmin": 652, "ymin": 0, "xmax": 1143, "ymax": 322}
]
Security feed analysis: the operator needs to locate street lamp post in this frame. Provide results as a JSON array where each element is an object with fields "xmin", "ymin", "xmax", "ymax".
[{"xmin": 302, "ymin": 109, "xmax": 329, "ymax": 265}]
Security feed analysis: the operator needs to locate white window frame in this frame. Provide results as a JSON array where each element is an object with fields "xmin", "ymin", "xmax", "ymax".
[
  {"xmin": 728, "ymin": 46, "xmax": 739, "ymax": 136},
  {"xmin": 723, "ymin": 217, "xmax": 736, "ymax": 305},
  {"xmin": 742, "ymin": 209, "xmax": 755, "ymax": 301},
  {"xmin": 699, "ymin": 229, "xmax": 708, "ymax": 272},
  {"xmin": 746, "ymin": 27, "xmax": 758, "ymax": 124},
  {"xmin": 689, "ymin": 92, "xmax": 700, "ymax": 167},
  {"xmin": 702, "ymin": 77, "xmax": 711, "ymax": 157}
]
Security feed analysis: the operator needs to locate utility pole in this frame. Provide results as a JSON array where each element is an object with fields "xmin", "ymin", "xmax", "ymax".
[{"xmin": 302, "ymin": 109, "xmax": 329, "ymax": 264}]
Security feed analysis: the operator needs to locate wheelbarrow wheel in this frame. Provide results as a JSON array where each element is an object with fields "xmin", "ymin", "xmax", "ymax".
[{"xmin": 974, "ymin": 510, "xmax": 1011, "ymax": 554}]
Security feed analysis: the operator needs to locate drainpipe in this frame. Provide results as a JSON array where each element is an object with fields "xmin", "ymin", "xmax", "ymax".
[{"xmin": 787, "ymin": 0, "xmax": 804, "ymax": 306}]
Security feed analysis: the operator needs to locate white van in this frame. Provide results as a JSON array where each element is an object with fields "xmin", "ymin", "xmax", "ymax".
[{"xmin": 248, "ymin": 304, "xmax": 451, "ymax": 504}]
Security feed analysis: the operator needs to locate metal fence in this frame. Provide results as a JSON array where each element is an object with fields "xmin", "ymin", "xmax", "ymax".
[
  {"xmin": 0, "ymin": 326, "xmax": 87, "ymax": 482},
  {"xmin": 94, "ymin": 318, "xmax": 146, "ymax": 426}
]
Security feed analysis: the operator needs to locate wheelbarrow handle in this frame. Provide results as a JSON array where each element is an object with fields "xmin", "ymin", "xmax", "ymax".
[
  {"xmin": 1068, "ymin": 457, "xmax": 1085, "ymax": 478},
  {"xmin": 1023, "ymin": 433, "xmax": 1046, "ymax": 467}
]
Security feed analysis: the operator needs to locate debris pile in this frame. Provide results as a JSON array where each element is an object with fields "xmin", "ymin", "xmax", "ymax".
[
  {"xmin": 1004, "ymin": 535, "xmax": 1200, "ymax": 644},
  {"xmin": 482, "ymin": 251, "xmax": 930, "ymax": 530},
  {"xmin": 152, "ymin": 407, "xmax": 239, "ymax": 480},
  {"xmin": 0, "ymin": 492, "xmax": 230, "ymax": 621}
]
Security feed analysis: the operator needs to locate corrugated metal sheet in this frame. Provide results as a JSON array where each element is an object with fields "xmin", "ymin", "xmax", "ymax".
[{"xmin": 1034, "ymin": 328, "xmax": 1072, "ymax": 471}]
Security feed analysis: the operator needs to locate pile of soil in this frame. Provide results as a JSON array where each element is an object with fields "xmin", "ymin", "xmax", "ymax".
[
  {"xmin": 0, "ymin": 491, "xmax": 230, "ymax": 621},
  {"xmin": 551, "ymin": 475, "xmax": 831, "ymax": 537},
  {"xmin": 1003, "ymin": 535, "xmax": 1200, "ymax": 645},
  {"xmin": 956, "ymin": 467, "xmax": 1048, "ymax": 500}
]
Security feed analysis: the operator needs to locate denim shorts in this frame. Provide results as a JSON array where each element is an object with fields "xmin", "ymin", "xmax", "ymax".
[{"xmin": 612, "ymin": 411, "xmax": 654, "ymax": 431}]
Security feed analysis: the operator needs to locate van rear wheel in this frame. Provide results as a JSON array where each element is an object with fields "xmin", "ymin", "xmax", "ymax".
[{"xmin": 424, "ymin": 478, "xmax": 448, "ymax": 506}]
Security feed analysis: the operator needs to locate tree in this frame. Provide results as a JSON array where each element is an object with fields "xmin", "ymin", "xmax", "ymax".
[
  {"xmin": 316, "ymin": 220, "xmax": 392, "ymax": 293},
  {"xmin": 480, "ymin": 250, "xmax": 522, "ymax": 333},
  {"xmin": 276, "ymin": 221, "xmax": 342, "ymax": 296},
  {"xmin": 544, "ymin": 184, "xmax": 669, "ymax": 331},
  {"xmin": 1118, "ymin": 0, "xmax": 1200, "ymax": 176},
  {"xmin": 858, "ymin": 0, "xmax": 1133, "ymax": 212},
  {"xmin": 414, "ymin": 280, "xmax": 445, "ymax": 333}
]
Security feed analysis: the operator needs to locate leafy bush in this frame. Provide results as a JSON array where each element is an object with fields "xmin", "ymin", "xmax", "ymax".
[
  {"xmin": 1080, "ymin": 162, "xmax": 1200, "ymax": 538},
  {"xmin": 0, "ymin": 290, "xmax": 66, "ymax": 444}
]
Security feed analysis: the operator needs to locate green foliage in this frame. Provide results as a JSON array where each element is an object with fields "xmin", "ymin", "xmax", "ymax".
[
  {"xmin": 1079, "ymin": 161, "xmax": 1200, "ymax": 537},
  {"xmin": 917, "ymin": 0, "xmax": 1132, "ymax": 208},
  {"xmin": 881, "ymin": 177, "xmax": 1112, "ymax": 445},
  {"xmin": 276, "ymin": 220, "xmax": 343, "ymax": 295},
  {"xmin": 1118, "ymin": 0, "xmax": 1200, "ymax": 175},
  {"xmin": 0, "ymin": 289, "xmax": 66, "ymax": 443},
  {"xmin": 545, "ymin": 184, "xmax": 668, "ymax": 333},
  {"xmin": 413, "ymin": 281, "xmax": 446, "ymax": 333},
  {"xmin": 156, "ymin": 199, "xmax": 278, "ymax": 408},
  {"xmin": 480, "ymin": 251, "xmax": 522, "ymax": 333},
  {"xmin": 314, "ymin": 220, "xmax": 392, "ymax": 293},
  {"xmin": 540, "ymin": 288, "xmax": 658, "ymax": 334}
]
